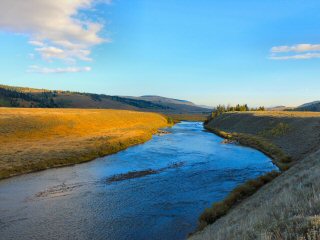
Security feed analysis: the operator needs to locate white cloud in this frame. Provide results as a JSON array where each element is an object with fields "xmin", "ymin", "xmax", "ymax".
[
  {"xmin": 29, "ymin": 40, "xmax": 45, "ymax": 47},
  {"xmin": 36, "ymin": 46, "xmax": 65, "ymax": 60},
  {"xmin": 0, "ymin": 0, "xmax": 111, "ymax": 71},
  {"xmin": 271, "ymin": 44, "xmax": 320, "ymax": 53},
  {"xmin": 270, "ymin": 43, "xmax": 320, "ymax": 60},
  {"xmin": 35, "ymin": 46, "xmax": 92, "ymax": 62},
  {"xmin": 28, "ymin": 65, "xmax": 92, "ymax": 74},
  {"xmin": 270, "ymin": 53, "xmax": 320, "ymax": 60}
]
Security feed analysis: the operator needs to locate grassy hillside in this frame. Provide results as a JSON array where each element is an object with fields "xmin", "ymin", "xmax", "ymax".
[
  {"xmin": 296, "ymin": 101, "xmax": 320, "ymax": 112},
  {"xmin": 205, "ymin": 111, "xmax": 320, "ymax": 162},
  {"xmin": 190, "ymin": 111, "xmax": 320, "ymax": 240},
  {"xmin": 0, "ymin": 84, "xmax": 210, "ymax": 114},
  {"xmin": 0, "ymin": 108, "xmax": 169, "ymax": 179},
  {"xmin": 125, "ymin": 95, "xmax": 196, "ymax": 105}
]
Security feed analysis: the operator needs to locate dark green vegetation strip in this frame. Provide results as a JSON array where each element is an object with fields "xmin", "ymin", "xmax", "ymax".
[{"xmin": 197, "ymin": 171, "xmax": 280, "ymax": 231}]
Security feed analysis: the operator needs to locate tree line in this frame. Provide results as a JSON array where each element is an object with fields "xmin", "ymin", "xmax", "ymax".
[
  {"xmin": 0, "ymin": 87, "xmax": 62, "ymax": 108},
  {"xmin": 207, "ymin": 104, "xmax": 265, "ymax": 121}
]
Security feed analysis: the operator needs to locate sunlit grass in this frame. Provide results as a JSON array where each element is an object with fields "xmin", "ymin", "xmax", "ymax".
[{"xmin": 0, "ymin": 108, "xmax": 169, "ymax": 179}]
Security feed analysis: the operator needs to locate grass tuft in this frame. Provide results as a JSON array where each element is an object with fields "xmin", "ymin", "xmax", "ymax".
[{"xmin": 259, "ymin": 122, "xmax": 291, "ymax": 137}]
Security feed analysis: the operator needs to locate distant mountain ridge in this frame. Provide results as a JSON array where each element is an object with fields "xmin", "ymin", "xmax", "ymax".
[
  {"xmin": 140, "ymin": 95, "xmax": 194, "ymax": 105},
  {"xmin": 266, "ymin": 106, "xmax": 290, "ymax": 111},
  {"xmin": 296, "ymin": 101, "xmax": 320, "ymax": 111},
  {"xmin": 0, "ymin": 84, "xmax": 210, "ymax": 114},
  {"xmin": 123, "ymin": 95, "xmax": 212, "ymax": 109}
]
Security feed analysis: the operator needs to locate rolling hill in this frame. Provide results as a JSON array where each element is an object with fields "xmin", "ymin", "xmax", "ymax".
[
  {"xmin": 266, "ymin": 105, "xmax": 290, "ymax": 111},
  {"xmin": 126, "ymin": 95, "xmax": 201, "ymax": 106},
  {"xmin": 296, "ymin": 100, "xmax": 320, "ymax": 111},
  {"xmin": 0, "ymin": 84, "xmax": 211, "ymax": 114}
]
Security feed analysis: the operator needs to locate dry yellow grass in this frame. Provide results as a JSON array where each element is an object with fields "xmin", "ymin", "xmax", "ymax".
[
  {"xmin": 248, "ymin": 111, "xmax": 320, "ymax": 118},
  {"xmin": 0, "ymin": 108, "xmax": 169, "ymax": 179}
]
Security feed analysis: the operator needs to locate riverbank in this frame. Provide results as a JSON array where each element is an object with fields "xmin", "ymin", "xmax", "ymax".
[
  {"xmin": 205, "ymin": 111, "xmax": 320, "ymax": 163},
  {"xmin": 190, "ymin": 111, "xmax": 320, "ymax": 239},
  {"xmin": 165, "ymin": 113, "xmax": 209, "ymax": 123},
  {"xmin": 203, "ymin": 126, "xmax": 291, "ymax": 171},
  {"xmin": 0, "ymin": 121, "xmax": 276, "ymax": 240},
  {"xmin": 0, "ymin": 108, "xmax": 169, "ymax": 180}
]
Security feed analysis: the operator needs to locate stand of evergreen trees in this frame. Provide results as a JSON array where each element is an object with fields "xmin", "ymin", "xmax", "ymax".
[
  {"xmin": 0, "ymin": 85, "xmax": 171, "ymax": 110},
  {"xmin": 205, "ymin": 104, "xmax": 265, "ymax": 123},
  {"xmin": 0, "ymin": 86, "xmax": 61, "ymax": 108}
]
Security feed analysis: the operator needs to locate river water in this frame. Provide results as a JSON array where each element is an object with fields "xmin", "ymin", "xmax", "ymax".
[{"xmin": 0, "ymin": 122, "xmax": 277, "ymax": 240}]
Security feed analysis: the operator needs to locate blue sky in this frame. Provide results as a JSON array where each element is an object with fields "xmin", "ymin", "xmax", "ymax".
[{"xmin": 0, "ymin": 0, "xmax": 320, "ymax": 107}]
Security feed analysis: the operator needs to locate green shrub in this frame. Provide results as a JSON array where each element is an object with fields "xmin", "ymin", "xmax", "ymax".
[
  {"xmin": 167, "ymin": 117, "xmax": 174, "ymax": 125},
  {"xmin": 259, "ymin": 122, "xmax": 290, "ymax": 137}
]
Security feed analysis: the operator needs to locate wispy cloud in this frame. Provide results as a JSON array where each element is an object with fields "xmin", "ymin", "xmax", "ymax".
[
  {"xmin": 271, "ymin": 44, "xmax": 320, "ymax": 53},
  {"xmin": 35, "ymin": 46, "xmax": 92, "ymax": 62},
  {"xmin": 270, "ymin": 52, "xmax": 320, "ymax": 60},
  {"xmin": 270, "ymin": 43, "xmax": 320, "ymax": 60},
  {"xmin": 29, "ymin": 41, "xmax": 45, "ymax": 47},
  {"xmin": 28, "ymin": 65, "xmax": 92, "ymax": 74},
  {"xmin": 0, "ymin": 0, "xmax": 111, "ymax": 72}
]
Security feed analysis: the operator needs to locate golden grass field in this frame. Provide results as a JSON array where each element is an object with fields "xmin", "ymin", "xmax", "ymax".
[
  {"xmin": 190, "ymin": 111, "xmax": 320, "ymax": 240},
  {"xmin": 0, "ymin": 108, "xmax": 169, "ymax": 179}
]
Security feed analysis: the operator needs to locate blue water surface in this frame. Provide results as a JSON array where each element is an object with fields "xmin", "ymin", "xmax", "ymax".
[{"xmin": 0, "ymin": 122, "xmax": 277, "ymax": 240}]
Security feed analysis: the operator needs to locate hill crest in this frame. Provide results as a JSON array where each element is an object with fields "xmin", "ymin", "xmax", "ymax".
[{"xmin": 0, "ymin": 84, "xmax": 210, "ymax": 114}]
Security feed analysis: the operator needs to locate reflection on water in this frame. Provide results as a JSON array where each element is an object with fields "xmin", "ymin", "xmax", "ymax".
[{"xmin": 0, "ymin": 122, "xmax": 277, "ymax": 240}]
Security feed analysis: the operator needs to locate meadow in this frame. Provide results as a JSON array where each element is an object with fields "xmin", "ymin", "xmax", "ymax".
[{"xmin": 0, "ymin": 108, "xmax": 169, "ymax": 179}]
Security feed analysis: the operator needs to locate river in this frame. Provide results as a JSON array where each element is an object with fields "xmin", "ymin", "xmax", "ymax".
[{"xmin": 0, "ymin": 122, "xmax": 277, "ymax": 240}]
